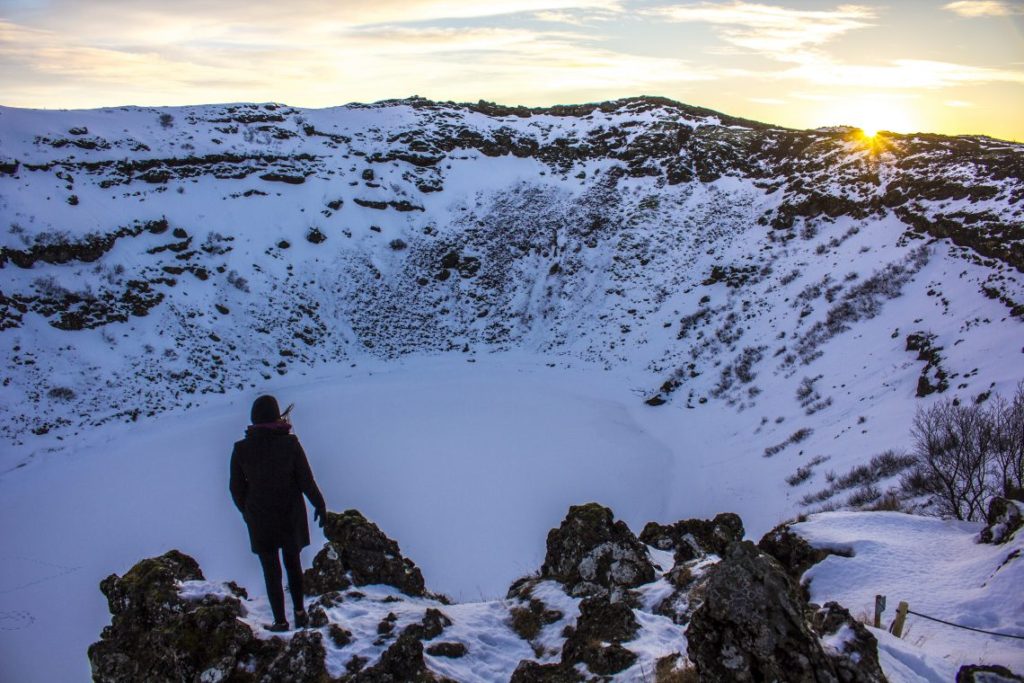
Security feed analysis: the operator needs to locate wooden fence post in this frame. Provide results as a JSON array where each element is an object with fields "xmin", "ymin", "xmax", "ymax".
[
  {"xmin": 874, "ymin": 595, "xmax": 886, "ymax": 628},
  {"xmin": 890, "ymin": 601, "xmax": 909, "ymax": 638}
]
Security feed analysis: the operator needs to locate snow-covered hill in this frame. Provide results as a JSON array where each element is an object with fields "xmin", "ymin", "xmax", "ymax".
[
  {"xmin": 1, "ymin": 97, "xmax": 1022, "ymax": 681},
  {"xmin": 1, "ymin": 97, "xmax": 1022, "ymax": 460}
]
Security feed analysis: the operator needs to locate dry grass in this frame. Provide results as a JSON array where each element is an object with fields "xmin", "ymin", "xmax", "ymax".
[{"xmin": 654, "ymin": 654, "xmax": 700, "ymax": 682}]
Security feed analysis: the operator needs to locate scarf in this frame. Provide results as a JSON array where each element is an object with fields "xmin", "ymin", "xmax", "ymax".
[{"xmin": 246, "ymin": 420, "xmax": 292, "ymax": 436}]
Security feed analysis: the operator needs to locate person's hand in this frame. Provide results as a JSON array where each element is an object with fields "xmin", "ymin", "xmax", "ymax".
[{"xmin": 314, "ymin": 507, "xmax": 326, "ymax": 528}]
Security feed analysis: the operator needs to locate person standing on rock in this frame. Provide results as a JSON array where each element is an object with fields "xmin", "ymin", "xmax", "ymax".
[{"xmin": 230, "ymin": 395, "xmax": 327, "ymax": 632}]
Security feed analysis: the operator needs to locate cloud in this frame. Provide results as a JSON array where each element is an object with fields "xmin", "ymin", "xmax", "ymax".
[
  {"xmin": 943, "ymin": 1, "xmax": 1023, "ymax": 17},
  {"xmin": 648, "ymin": 2, "xmax": 876, "ymax": 60},
  {"xmin": 780, "ymin": 58, "xmax": 1024, "ymax": 89},
  {"xmin": 0, "ymin": 17, "xmax": 714, "ymax": 108}
]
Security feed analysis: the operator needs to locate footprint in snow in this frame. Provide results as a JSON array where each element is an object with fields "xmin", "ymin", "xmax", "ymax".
[{"xmin": 0, "ymin": 610, "xmax": 36, "ymax": 631}]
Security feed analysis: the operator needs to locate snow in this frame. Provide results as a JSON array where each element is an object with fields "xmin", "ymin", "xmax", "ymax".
[
  {"xmin": 795, "ymin": 511, "xmax": 1024, "ymax": 677},
  {"xmin": 0, "ymin": 354, "xmax": 685, "ymax": 681},
  {"xmin": 0, "ymin": 99, "xmax": 1022, "ymax": 681}
]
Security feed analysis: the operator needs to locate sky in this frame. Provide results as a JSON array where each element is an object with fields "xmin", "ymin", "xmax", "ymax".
[{"xmin": 0, "ymin": 0, "xmax": 1022, "ymax": 140}]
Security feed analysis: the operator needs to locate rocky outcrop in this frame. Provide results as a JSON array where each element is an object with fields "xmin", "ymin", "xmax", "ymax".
[
  {"xmin": 304, "ymin": 509, "xmax": 426, "ymax": 596},
  {"xmin": 87, "ymin": 549, "xmax": 330, "ymax": 683},
  {"xmin": 540, "ymin": 502, "xmax": 655, "ymax": 601},
  {"xmin": 979, "ymin": 496, "xmax": 1024, "ymax": 544},
  {"xmin": 687, "ymin": 541, "xmax": 886, "ymax": 683},
  {"xmin": 640, "ymin": 512, "xmax": 744, "ymax": 561},
  {"xmin": 90, "ymin": 507, "xmax": 892, "ymax": 683}
]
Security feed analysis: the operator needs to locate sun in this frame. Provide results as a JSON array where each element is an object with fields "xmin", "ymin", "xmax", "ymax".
[{"xmin": 822, "ymin": 97, "xmax": 919, "ymax": 140}]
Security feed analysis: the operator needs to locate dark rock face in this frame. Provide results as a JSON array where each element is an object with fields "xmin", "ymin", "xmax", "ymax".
[
  {"xmin": 687, "ymin": 541, "xmax": 882, "ymax": 683},
  {"xmin": 813, "ymin": 602, "xmax": 887, "ymax": 683},
  {"xmin": 956, "ymin": 664, "xmax": 1024, "ymax": 682},
  {"xmin": 87, "ymin": 549, "xmax": 329, "ymax": 683},
  {"xmin": 304, "ymin": 509, "xmax": 426, "ymax": 596},
  {"xmin": 640, "ymin": 512, "xmax": 744, "ymax": 561},
  {"xmin": 979, "ymin": 497, "xmax": 1024, "ymax": 544},
  {"xmin": 540, "ymin": 502, "xmax": 655, "ymax": 599}
]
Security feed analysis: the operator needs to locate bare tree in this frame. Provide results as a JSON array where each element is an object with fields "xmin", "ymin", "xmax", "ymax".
[{"xmin": 908, "ymin": 398, "xmax": 995, "ymax": 521}]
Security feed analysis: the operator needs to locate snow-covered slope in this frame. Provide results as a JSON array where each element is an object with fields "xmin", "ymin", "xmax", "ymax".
[{"xmin": 1, "ymin": 97, "xmax": 1022, "ymax": 464}]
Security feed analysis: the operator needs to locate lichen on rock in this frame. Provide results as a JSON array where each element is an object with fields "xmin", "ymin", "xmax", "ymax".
[
  {"xmin": 87, "ymin": 549, "xmax": 330, "ymax": 683},
  {"xmin": 540, "ymin": 502, "xmax": 655, "ymax": 601}
]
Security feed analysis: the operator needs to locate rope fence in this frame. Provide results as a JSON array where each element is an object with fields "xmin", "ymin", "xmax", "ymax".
[
  {"xmin": 875, "ymin": 594, "xmax": 1024, "ymax": 640},
  {"xmin": 906, "ymin": 608, "xmax": 1024, "ymax": 640}
]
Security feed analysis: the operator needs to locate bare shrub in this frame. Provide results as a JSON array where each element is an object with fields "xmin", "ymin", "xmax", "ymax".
[
  {"xmin": 764, "ymin": 427, "xmax": 814, "ymax": 457},
  {"xmin": 847, "ymin": 485, "xmax": 881, "ymax": 507},
  {"xmin": 786, "ymin": 455, "xmax": 828, "ymax": 486},
  {"xmin": 801, "ymin": 450, "xmax": 914, "ymax": 507}
]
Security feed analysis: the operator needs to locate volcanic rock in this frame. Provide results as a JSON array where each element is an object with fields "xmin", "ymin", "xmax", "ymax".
[
  {"xmin": 304, "ymin": 509, "xmax": 426, "ymax": 596},
  {"xmin": 540, "ymin": 502, "xmax": 655, "ymax": 600}
]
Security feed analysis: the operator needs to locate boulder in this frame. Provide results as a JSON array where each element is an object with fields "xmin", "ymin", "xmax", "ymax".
[
  {"xmin": 687, "ymin": 541, "xmax": 863, "ymax": 683},
  {"xmin": 979, "ymin": 497, "xmax": 1024, "ymax": 544},
  {"xmin": 304, "ymin": 509, "xmax": 426, "ymax": 596},
  {"xmin": 640, "ymin": 512, "xmax": 744, "ymax": 562},
  {"xmin": 540, "ymin": 503, "xmax": 655, "ymax": 600},
  {"xmin": 87, "ymin": 550, "xmax": 328, "ymax": 683}
]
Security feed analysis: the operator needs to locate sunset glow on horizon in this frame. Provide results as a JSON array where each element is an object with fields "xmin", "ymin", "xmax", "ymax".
[{"xmin": 1, "ymin": 0, "xmax": 1022, "ymax": 141}]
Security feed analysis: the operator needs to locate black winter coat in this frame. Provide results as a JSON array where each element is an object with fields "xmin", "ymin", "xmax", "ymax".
[{"xmin": 229, "ymin": 428, "xmax": 326, "ymax": 554}]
